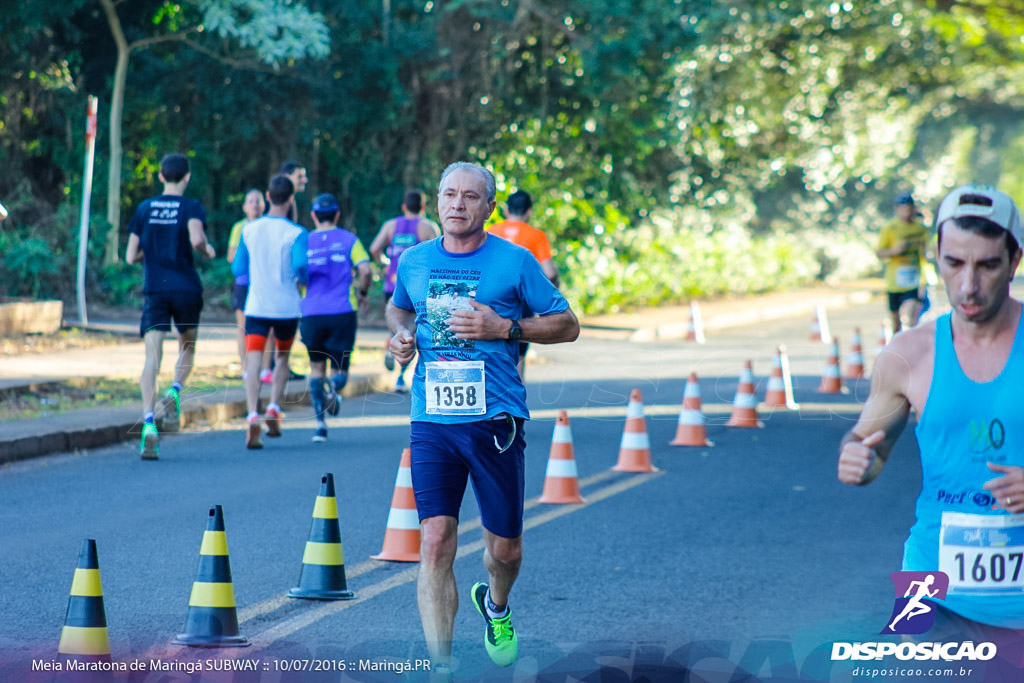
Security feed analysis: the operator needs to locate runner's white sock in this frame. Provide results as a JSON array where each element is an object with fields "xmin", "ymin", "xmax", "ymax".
[{"xmin": 484, "ymin": 588, "xmax": 509, "ymax": 619}]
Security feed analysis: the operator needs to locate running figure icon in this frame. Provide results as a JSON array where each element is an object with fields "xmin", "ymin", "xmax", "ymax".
[{"xmin": 888, "ymin": 574, "xmax": 939, "ymax": 632}]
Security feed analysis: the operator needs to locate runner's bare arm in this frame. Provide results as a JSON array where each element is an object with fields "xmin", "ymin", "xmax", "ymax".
[
  {"xmin": 125, "ymin": 233, "xmax": 143, "ymax": 264},
  {"xmin": 187, "ymin": 218, "xmax": 216, "ymax": 258},
  {"xmin": 369, "ymin": 220, "xmax": 394, "ymax": 264},
  {"xmin": 837, "ymin": 346, "xmax": 913, "ymax": 485},
  {"xmin": 386, "ymin": 299, "xmax": 417, "ymax": 365},
  {"xmin": 520, "ymin": 308, "xmax": 578, "ymax": 343}
]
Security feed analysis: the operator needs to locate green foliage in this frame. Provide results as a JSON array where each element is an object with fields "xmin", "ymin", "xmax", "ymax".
[
  {"xmin": 5, "ymin": 0, "xmax": 1024, "ymax": 314},
  {"xmin": 557, "ymin": 210, "xmax": 878, "ymax": 316},
  {"xmin": 0, "ymin": 234, "xmax": 59, "ymax": 299},
  {"xmin": 197, "ymin": 0, "xmax": 331, "ymax": 65}
]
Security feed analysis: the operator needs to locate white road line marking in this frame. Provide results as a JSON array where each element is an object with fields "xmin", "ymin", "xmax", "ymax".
[{"xmin": 245, "ymin": 471, "xmax": 664, "ymax": 649}]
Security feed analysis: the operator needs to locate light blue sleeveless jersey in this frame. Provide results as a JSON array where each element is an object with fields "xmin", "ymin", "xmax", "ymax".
[{"xmin": 904, "ymin": 310, "xmax": 1024, "ymax": 628}]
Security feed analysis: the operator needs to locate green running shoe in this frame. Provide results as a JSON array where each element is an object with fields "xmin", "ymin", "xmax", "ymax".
[
  {"xmin": 470, "ymin": 581, "xmax": 518, "ymax": 666},
  {"xmin": 162, "ymin": 387, "xmax": 181, "ymax": 432},
  {"xmin": 140, "ymin": 421, "xmax": 159, "ymax": 459}
]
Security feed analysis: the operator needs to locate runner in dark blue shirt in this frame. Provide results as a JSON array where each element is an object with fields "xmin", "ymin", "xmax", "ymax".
[{"xmin": 125, "ymin": 153, "xmax": 216, "ymax": 459}]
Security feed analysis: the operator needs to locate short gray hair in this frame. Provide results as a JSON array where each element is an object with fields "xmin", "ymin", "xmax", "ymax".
[{"xmin": 438, "ymin": 162, "xmax": 496, "ymax": 202}]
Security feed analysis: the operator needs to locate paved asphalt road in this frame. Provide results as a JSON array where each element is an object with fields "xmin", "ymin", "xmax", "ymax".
[{"xmin": 0, "ymin": 294, "xmax": 1005, "ymax": 682}]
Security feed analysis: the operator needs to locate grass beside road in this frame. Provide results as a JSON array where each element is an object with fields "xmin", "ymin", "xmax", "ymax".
[
  {"xmin": 0, "ymin": 340, "xmax": 384, "ymax": 423},
  {"xmin": 0, "ymin": 368, "xmax": 243, "ymax": 423},
  {"xmin": 0, "ymin": 327, "xmax": 132, "ymax": 356}
]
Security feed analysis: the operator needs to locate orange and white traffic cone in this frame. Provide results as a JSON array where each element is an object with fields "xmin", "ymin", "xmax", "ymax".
[
  {"xmin": 876, "ymin": 320, "xmax": 892, "ymax": 354},
  {"xmin": 818, "ymin": 338, "xmax": 844, "ymax": 394},
  {"xmin": 539, "ymin": 411, "xmax": 585, "ymax": 504},
  {"xmin": 670, "ymin": 373, "xmax": 712, "ymax": 446},
  {"xmin": 685, "ymin": 301, "xmax": 706, "ymax": 344},
  {"xmin": 727, "ymin": 360, "xmax": 763, "ymax": 428},
  {"xmin": 613, "ymin": 389, "xmax": 657, "ymax": 472},
  {"xmin": 763, "ymin": 346, "xmax": 799, "ymax": 410},
  {"xmin": 845, "ymin": 328, "xmax": 865, "ymax": 379},
  {"xmin": 810, "ymin": 303, "xmax": 832, "ymax": 343},
  {"xmin": 370, "ymin": 448, "xmax": 420, "ymax": 562}
]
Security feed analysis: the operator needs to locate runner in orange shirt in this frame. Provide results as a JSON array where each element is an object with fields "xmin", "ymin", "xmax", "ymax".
[{"xmin": 488, "ymin": 190, "xmax": 559, "ymax": 378}]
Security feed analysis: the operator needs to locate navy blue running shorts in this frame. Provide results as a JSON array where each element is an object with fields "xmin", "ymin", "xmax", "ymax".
[
  {"xmin": 231, "ymin": 284, "xmax": 248, "ymax": 312},
  {"xmin": 140, "ymin": 291, "xmax": 203, "ymax": 338},
  {"xmin": 409, "ymin": 417, "xmax": 526, "ymax": 539},
  {"xmin": 300, "ymin": 312, "xmax": 357, "ymax": 370}
]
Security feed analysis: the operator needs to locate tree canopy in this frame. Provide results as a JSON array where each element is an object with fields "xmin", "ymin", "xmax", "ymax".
[{"xmin": 3, "ymin": 0, "xmax": 1024, "ymax": 314}]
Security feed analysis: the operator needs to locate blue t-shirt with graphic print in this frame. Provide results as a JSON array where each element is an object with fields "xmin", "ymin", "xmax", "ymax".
[{"xmin": 391, "ymin": 235, "xmax": 568, "ymax": 424}]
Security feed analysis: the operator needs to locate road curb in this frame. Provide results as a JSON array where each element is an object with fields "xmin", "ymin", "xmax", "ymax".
[
  {"xmin": 624, "ymin": 289, "xmax": 876, "ymax": 342},
  {"xmin": 0, "ymin": 371, "xmax": 394, "ymax": 465}
]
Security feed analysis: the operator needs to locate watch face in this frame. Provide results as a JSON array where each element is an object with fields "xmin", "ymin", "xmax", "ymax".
[{"xmin": 510, "ymin": 323, "xmax": 522, "ymax": 340}]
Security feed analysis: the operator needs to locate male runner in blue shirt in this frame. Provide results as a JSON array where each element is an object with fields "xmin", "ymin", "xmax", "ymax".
[{"xmin": 387, "ymin": 162, "xmax": 579, "ymax": 675}]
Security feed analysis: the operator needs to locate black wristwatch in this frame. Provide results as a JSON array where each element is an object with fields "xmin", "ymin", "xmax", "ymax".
[{"xmin": 507, "ymin": 320, "xmax": 522, "ymax": 341}]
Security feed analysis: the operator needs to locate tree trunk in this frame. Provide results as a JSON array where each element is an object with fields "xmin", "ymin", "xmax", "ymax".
[{"xmin": 100, "ymin": 0, "xmax": 129, "ymax": 264}]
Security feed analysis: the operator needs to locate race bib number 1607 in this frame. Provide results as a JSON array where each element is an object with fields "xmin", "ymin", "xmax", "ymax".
[
  {"xmin": 425, "ymin": 361, "xmax": 486, "ymax": 416},
  {"xmin": 939, "ymin": 512, "xmax": 1024, "ymax": 595}
]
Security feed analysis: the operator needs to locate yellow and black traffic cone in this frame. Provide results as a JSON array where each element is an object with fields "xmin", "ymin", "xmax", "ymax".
[
  {"xmin": 58, "ymin": 539, "xmax": 111, "ymax": 662},
  {"xmin": 172, "ymin": 505, "xmax": 250, "ymax": 647},
  {"xmin": 289, "ymin": 473, "xmax": 355, "ymax": 600}
]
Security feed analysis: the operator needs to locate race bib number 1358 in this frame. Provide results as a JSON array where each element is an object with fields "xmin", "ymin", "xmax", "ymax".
[{"xmin": 425, "ymin": 361, "xmax": 486, "ymax": 416}]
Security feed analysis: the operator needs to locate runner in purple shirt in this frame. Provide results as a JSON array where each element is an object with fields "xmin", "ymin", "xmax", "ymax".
[
  {"xmin": 301, "ymin": 194, "xmax": 372, "ymax": 442},
  {"xmin": 370, "ymin": 189, "xmax": 440, "ymax": 392}
]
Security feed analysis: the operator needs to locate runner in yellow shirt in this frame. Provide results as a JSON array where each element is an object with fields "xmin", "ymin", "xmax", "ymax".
[{"xmin": 877, "ymin": 193, "xmax": 931, "ymax": 332}]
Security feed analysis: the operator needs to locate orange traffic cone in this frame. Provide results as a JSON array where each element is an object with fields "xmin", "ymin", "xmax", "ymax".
[
  {"xmin": 685, "ymin": 301, "xmax": 706, "ymax": 343},
  {"xmin": 173, "ymin": 505, "xmax": 250, "ymax": 647},
  {"xmin": 538, "ymin": 411, "xmax": 585, "ymax": 504},
  {"xmin": 58, "ymin": 539, "xmax": 111, "ymax": 662},
  {"xmin": 818, "ymin": 338, "xmax": 844, "ymax": 394},
  {"xmin": 763, "ymin": 346, "xmax": 799, "ymax": 410},
  {"xmin": 727, "ymin": 360, "xmax": 763, "ymax": 428},
  {"xmin": 876, "ymin": 320, "xmax": 892, "ymax": 354},
  {"xmin": 810, "ymin": 303, "xmax": 832, "ymax": 343},
  {"xmin": 670, "ymin": 373, "xmax": 712, "ymax": 446},
  {"xmin": 371, "ymin": 448, "xmax": 420, "ymax": 562},
  {"xmin": 613, "ymin": 389, "xmax": 657, "ymax": 472},
  {"xmin": 289, "ymin": 473, "xmax": 355, "ymax": 600},
  {"xmin": 845, "ymin": 328, "xmax": 865, "ymax": 379}
]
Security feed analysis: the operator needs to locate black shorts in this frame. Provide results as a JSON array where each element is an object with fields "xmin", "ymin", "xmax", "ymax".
[
  {"xmin": 888, "ymin": 289, "xmax": 922, "ymax": 313},
  {"xmin": 231, "ymin": 284, "xmax": 248, "ymax": 312},
  {"xmin": 140, "ymin": 291, "xmax": 203, "ymax": 337},
  {"xmin": 300, "ymin": 312, "xmax": 357, "ymax": 370}
]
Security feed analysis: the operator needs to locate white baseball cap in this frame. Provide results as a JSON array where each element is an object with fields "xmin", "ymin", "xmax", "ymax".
[{"xmin": 935, "ymin": 184, "xmax": 1022, "ymax": 244}]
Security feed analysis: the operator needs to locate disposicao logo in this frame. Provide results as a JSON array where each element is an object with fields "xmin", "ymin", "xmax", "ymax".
[
  {"xmin": 881, "ymin": 571, "xmax": 948, "ymax": 635},
  {"xmin": 829, "ymin": 571, "xmax": 997, "ymax": 663}
]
